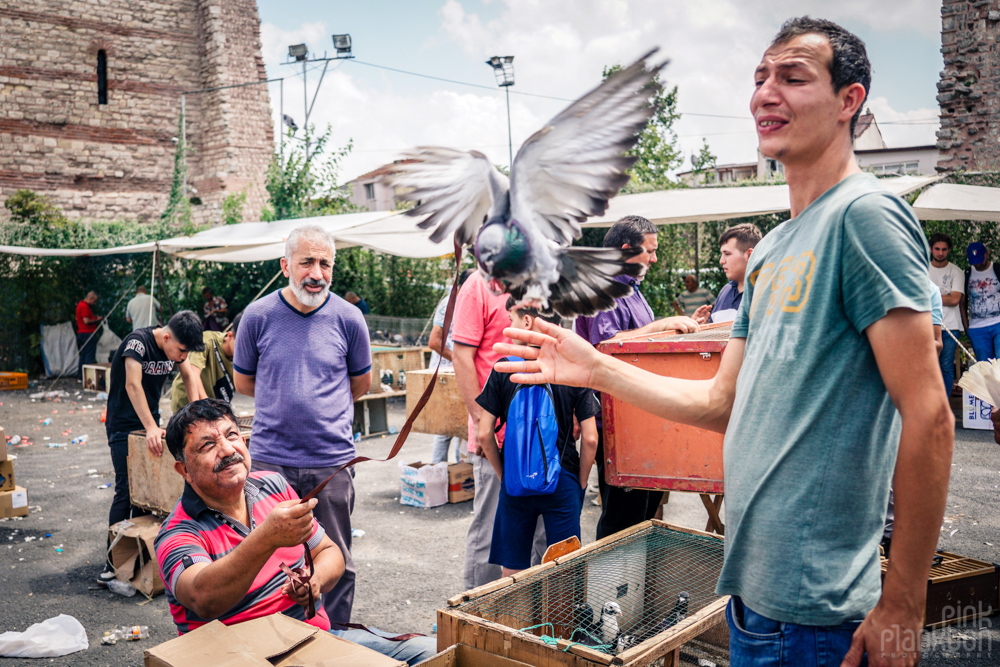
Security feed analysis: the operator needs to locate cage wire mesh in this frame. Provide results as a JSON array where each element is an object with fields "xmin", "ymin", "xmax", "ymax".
[{"xmin": 456, "ymin": 524, "xmax": 725, "ymax": 656}]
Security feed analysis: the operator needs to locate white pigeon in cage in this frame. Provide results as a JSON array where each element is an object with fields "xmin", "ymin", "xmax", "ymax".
[
  {"xmin": 957, "ymin": 359, "xmax": 1000, "ymax": 407},
  {"xmin": 600, "ymin": 601, "xmax": 623, "ymax": 645}
]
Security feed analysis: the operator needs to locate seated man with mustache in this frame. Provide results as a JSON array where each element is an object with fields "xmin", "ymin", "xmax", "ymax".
[{"xmin": 155, "ymin": 399, "xmax": 438, "ymax": 665}]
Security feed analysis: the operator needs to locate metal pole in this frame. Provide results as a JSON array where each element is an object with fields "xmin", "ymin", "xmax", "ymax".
[
  {"xmin": 694, "ymin": 223, "xmax": 701, "ymax": 277},
  {"xmin": 180, "ymin": 95, "xmax": 187, "ymax": 198},
  {"xmin": 279, "ymin": 78, "xmax": 284, "ymax": 153},
  {"xmin": 148, "ymin": 245, "xmax": 157, "ymax": 325},
  {"xmin": 505, "ymin": 86, "xmax": 513, "ymax": 168},
  {"xmin": 303, "ymin": 59, "xmax": 309, "ymax": 162}
]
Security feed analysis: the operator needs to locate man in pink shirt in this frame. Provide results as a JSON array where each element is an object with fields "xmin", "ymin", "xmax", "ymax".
[{"xmin": 453, "ymin": 273, "xmax": 543, "ymax": 588}]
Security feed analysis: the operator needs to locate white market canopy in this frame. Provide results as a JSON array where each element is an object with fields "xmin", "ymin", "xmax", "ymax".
[
  {"xmin": 910, "ymin": 183, "xmax": 1000, "ymax": 223},
  {"xmin": 0, "ymin": 174, "xmax": 986, "ymax": 261}
]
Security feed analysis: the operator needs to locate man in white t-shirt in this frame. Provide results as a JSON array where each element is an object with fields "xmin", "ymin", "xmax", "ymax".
[
  {"xmin": 125, "ymin": 285, "xmax": 161, "ymax": 331},
  {"xmin": 964, "ymin": 242, "xmax": 1000, "ymax": 363},
  {"xmin": 927, "ymin": 233, "xmax": 964, "ymax": 396}
]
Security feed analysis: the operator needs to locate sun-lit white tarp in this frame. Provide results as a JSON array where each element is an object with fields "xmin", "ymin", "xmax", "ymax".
[
  {"xmin": 0, "ymin": 175, "xmax": 950, "ymax": 260},
  {"xmin": 581, "ymin": 174, "xmax": 943, "ymax": 227},
  {"xmin": 911, "ymin": 183, "xmax": 1000, "ymax": 223}
]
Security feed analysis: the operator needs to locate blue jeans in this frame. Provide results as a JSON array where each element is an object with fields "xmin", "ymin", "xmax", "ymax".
[
  {"xmin": 939, "ymin": 329, "xmax": 961, "ymax": 397},
  {"xmin": 968, "ymin": 322, "xmax": 1000, "ymax": 364},
  {"xmin": 77, "ymin": 331, "xmax": 98, "ymax": 379},
  {"xmin": 727, "ymin": 596, "xmax": 866, "ymax": 667},
  {"xmin": 330, "ymin": 628, "xmax": 438, "ymax": 665}
]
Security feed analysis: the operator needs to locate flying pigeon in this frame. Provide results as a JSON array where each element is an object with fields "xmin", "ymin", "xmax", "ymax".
[
  {"xmin": 389, "ymin": 50, "xmax": 668, "ymax": 317},
  {"xmin": 600, "ymin": 600, "xmax": 623, "ymax": 646}
]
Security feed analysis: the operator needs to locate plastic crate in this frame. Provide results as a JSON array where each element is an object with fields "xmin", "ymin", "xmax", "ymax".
[{"xmin": 0, "ymin": 372, "xmax": 28, "ymax": 391}]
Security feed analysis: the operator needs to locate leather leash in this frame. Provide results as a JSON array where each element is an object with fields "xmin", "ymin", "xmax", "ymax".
[{"xmin": 282, "ymin": 238, "xmax": 465, "ymax": 619}]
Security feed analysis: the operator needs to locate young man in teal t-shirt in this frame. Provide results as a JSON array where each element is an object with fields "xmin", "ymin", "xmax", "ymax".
[{"xmin": 494, "ymin": 17, "xmax": 952, "ymax": 667}]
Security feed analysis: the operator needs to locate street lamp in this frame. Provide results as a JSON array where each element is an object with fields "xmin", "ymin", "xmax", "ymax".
[
  {"xmin": 282, "ymin": 34, "xmax": 354, "ymax": 161},
  {"xmin": 486, "ymin": 55, "xmax": 515, "ymax": 167}
]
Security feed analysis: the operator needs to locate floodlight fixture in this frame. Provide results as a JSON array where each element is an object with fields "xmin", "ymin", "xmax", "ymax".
[
  {"xmin": 332, "ymin": 34, "xmax": 353, "ymax": 57},
  {"xmin": 486, "ymin": 55, "xmax": 515, "ymax": 87},
  {"xmin": 288, "ymin": 44, "xmax": 308, "ymax": 61},
  {"xmin": 282, "ymin": 114, "xmax": 299, "ymax": 132}
]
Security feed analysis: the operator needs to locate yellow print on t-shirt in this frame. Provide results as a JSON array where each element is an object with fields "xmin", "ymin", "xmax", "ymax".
[{"xmin": 748, "ymin": 251, "xmax": 816, "ymax": 319}]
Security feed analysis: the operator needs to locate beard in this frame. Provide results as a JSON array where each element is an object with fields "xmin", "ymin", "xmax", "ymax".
[{"xmin": 290, "ymin": 276, "xmax": 330, "ymax": 308}]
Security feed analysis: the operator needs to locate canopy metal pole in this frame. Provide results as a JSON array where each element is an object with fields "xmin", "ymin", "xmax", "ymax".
[
  {"xmin": 148, "ymin": 244, "xmax": 157, "ymax": 325},
  {"xmin": 222, "ymin": 268, "xmax": 284, "ymax": 334}
]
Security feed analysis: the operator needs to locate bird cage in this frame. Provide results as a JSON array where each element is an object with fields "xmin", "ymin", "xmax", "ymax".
[
  {"xmin": 370, "ymin": 346, "xmax": 427, "ymax": 394},
  {"xmin": 598, "ymin": 323, "xmax": 732, "ymax": 494},
  {"xmin": 438, "ymin": 521, "xmax": 728, "ymax": 667}
]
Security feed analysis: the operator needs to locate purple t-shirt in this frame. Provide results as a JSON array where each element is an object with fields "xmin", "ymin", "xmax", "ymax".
[
  {"xmin": 234, "ymin": 290, "xmax": 372, "ymax": 468},
  {"xmin": 574, "ymin": 275, "xmax": 654, "ymax": 346},
  {"xmin": 574, "ymin": 275, "xmax": 653, "ymax": 428}
]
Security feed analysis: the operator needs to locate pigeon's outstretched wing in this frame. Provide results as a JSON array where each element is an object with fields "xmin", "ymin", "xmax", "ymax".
[
  {"xmin": 509, "ymin": 50, "xmax": 668, "ymax": 245},
  {"xmin": 508, "ymin": 246, "xmax": 643, "ymax": 317},
  {"xmin": 389, "ymin": 148, "xmax": 509, "ymax": 245}
]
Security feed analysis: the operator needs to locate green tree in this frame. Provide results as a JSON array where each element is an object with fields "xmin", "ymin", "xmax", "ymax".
[
  {"xmin": 691, "ymin": 138, "xmax": 717, "ymax": 185},
  {"xmin": 261, "ymin": 125, "xmax": 358, "ymax": 221},
  {"xmin": 222, "ymin": 191, "xmax": 247, "ymax": 226},
  {"xmin": 601, "ymin": 63, "xmax": 682, "ymax": 193}
]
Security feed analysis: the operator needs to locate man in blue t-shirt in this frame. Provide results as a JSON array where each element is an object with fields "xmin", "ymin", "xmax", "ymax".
[
  {"xmin": 234, "ymin": 225, "xmax": 372, "ymax": 624},
  {"xmin": 494, "ymin": 17, "xmax": 952, "ymax": 667},
  {"xmin": 694, "ymin": 224, "xmax": 762, "ymax": 325}
]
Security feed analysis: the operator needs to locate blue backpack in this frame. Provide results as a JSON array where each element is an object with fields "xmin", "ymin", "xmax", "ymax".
[{"xmin": 500, "ymin": 358, "xmax": 567, "ymax": 497}]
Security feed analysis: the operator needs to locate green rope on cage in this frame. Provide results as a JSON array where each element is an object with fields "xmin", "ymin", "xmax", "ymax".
[{"xmin": 517, "ymin": 623, "xmax": 614, "ymax": 654}]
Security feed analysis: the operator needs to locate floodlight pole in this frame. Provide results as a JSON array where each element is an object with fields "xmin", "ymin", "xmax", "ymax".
[
  {"xmin": 282, "ymin": 48, "xmax": 353, "ymax": 163},
  {"xmin": 505, "ymin": 86, "xmax": 512, "ymax": 168}
]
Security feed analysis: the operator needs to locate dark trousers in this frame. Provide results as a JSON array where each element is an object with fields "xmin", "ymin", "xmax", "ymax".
[
  {"xmin": 595, "ymin": 428, "xmax": 660, "ymax": 540},
  {"xmin": 77, "ymin": 331, "xmax": 98, "ymax": 379},
  {"xmin": 252, "ymin": 460, "xmax": 357, "ymax": 624},
  {"xmin": 106, "ymin": 431, "xmax": 150, "ymax": 566}
]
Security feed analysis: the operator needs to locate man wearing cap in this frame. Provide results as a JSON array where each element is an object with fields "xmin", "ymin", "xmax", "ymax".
[{"xmin": 964, "ymin": 242, "xmax": 1000, "ymax": 362}]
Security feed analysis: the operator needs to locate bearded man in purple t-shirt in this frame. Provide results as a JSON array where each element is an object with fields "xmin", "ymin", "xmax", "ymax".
[
  {"xmin": 575, "ymin": 215, "xmax": 698, "ymax": 539},
  {"xmin": 234, "ymin": 225, "xmax": 372, "ymax": 624}
]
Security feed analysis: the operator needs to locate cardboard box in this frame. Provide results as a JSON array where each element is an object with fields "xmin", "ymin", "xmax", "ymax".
[
  {"xmin": 0, "ymin": 459, "xmax": 14, "ymax": 492},
  {"xmin": 417, "ymin": 643, "xmax": 533, "ymax": 667},
  {"xmin": 962, "ymin": 389, "xmax": 994, "ymax": 430},
  {"xmin": 447, "ymin": 462, "xmax": 474, "ymax": 503},
  {"xmin": 399, "ymin": 461, "xmax": 449, "ymax": 508},
  {"xmin": 109, "ymin": 515, "xmax": 164, "ymax": 597},
  {"xmin": 406, "ymin": 370, "xmax": 469, "ymax": 440},
  {"xmin": 0, "ymin": 425, "xmax": 7, "ymax": 461},
  {"xmin": 128, "ymin": 431, "xmax": 185, "ymax": 515},
  {"xmin": 82, "ymin": 363, "xmax": 112, "ymax": 392},
  {"xmin": 144, "ymin": 614, "xmax": 406, "ymax": 667},
  {"xmin": 0, "ymin": 486, "xmax": 28, "ymax": 518}
]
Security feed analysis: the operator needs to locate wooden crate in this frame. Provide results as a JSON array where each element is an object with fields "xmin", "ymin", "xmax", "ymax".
[
  {"xmin": 882, "ymin": 550, "xmax": 999, "ymax": 628},
  {"xmin": 438, "ymin": 521, "xmax": 728, "ymax": 667},
  {"xmin": 371, "ymin": 346, "xmax": 426, "ymax": 393},
  {"xmin": 407, "ymin": 370, "xmax": 469, "ymax": 440},
  {"xmin": 82, "ymin": 363, "xmax": 112, "ymax": 392},
  {"xmin": 128, "ymin": 423, "xmax": 252, "ymax": 515},
  {"xmin": 0, "ymin": 372, "xmax": 28, "ymax": 391},
  {"xmin": 598, "ymin": 324, "xmax": 730, "ymax": 495}
]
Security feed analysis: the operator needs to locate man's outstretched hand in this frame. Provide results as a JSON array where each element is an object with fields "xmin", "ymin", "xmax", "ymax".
[
  {"xmin": 841, "ymin": 597, "xmax": 923, "ymax": 667},
  {"xmin": 494, "ymin": 320, "xmax": 602, "ymax": 390}
]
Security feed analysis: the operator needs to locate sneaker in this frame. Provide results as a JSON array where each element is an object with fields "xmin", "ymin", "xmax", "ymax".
[{"xmin": 96, "ymin": 566, "xmax": 116, "ymax": 585}]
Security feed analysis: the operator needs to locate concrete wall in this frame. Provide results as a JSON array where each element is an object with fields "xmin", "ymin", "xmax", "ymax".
[
  {"xmin": 0, "ymin": 1, "xmax": 273, "ymax": 224},
  {"xmin": 937, "ymin": 0, "xmax": 1000, "ymax": 171}
]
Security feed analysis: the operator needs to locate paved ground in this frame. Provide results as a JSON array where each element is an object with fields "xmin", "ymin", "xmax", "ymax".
[{"xmin": 0, "ymin": 379, "xmax": 996, "ymax": 665}]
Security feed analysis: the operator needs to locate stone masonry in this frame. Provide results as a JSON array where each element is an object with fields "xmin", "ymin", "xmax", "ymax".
[
  {"xmin": 937, "ymin": 0, "xmax": 1000, "ymax": 171},
  {"xmin": 0, "ymin": 0, "xmax": 273, "ymax": 224}
]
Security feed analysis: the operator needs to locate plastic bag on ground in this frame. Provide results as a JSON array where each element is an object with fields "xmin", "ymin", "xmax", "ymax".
[{"xmin": 0, "ymin": 614, "xmax": 89, "ymax": 658}]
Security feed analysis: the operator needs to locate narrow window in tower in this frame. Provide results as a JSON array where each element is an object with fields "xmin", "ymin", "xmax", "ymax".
[{"xmin": 97, "ymin": 50, "xmax": 108, "ymax": 105}]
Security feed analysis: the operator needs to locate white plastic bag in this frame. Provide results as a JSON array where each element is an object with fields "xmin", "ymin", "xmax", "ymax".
[
  {"xmin": 399, "ymin": 461, "xmax": 449, "ymax": 508},
  {"xmin": 96, "ymin": 323, "xmax": 123, "ymax": 365},
  {"xmin": 40, "ymin": 322, "xmax": 79, "ymax": 377},
  {"xmin": 0, "ymin": 614, "xmax": 89, "ymax": 658}
]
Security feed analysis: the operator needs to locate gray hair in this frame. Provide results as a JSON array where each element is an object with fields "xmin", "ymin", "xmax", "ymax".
[{"xmin": 285, "ymin": 225, "xmax": 336, "ymax": 264}]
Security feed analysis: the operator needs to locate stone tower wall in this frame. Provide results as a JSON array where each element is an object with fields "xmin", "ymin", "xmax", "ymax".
[
  {"xmin": 0, "ymin": 1, "xmax": 272, "ymax": 224},
  {"xmin": 937, "ymin": 0, "xmax": 1000, "ymax": 171}
]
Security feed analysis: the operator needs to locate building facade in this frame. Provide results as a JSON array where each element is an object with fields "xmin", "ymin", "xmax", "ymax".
[
  {"xmin": 0, "ymin": 1, "xmax": 273, "ymax": 224},
  {"xmin": 345, "ymin": 159, "xmax": 417, "ymax": 212},
  {"xmin": 937, "ymin": 0, "xmax": 1000, "ymax": 171}
]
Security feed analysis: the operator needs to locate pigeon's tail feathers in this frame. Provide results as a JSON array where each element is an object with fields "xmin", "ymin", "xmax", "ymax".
[
  {"xmin": 509, "ymin": 49, "xmax": 668, "ymax": 245},
  {"xmin": 387, "ymin": 147, "xmax": 509, "ymax": 246},
  {"xmin": 544, "ymin": 246, "xmax": 643, "ymax": 317}
]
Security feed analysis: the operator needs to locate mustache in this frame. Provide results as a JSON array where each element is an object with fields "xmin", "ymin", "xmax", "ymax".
[
  {"xmin": 300, "ymin": 278, "xmax": 328, "ymax": 289},
  {"xmin": 213, "ymin": 453, "xmax": 244, "ymax": 472}
]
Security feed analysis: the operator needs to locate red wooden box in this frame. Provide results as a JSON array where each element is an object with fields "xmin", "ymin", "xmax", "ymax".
[{"xmin": 597, "ymin": 323, "xmax": 731, "ymax": 493}]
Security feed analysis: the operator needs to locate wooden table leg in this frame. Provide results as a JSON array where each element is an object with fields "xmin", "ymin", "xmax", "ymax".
[
  {"xmin": 668, "ymin": 647, "xmax": 680, "ymax": 667},
  {"xmin": 700, "ymin": 493, "xmax": 725, "ymax": 535}
]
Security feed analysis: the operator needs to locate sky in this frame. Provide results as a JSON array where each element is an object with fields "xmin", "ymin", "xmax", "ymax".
[{"xmin": 254, "ymin": 0, "xmax": 943, "ymax": 183}]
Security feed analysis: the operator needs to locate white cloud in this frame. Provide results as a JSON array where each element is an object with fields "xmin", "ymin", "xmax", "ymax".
[{"xmin": 865, "ymin": 96, "xmax": 940, "ymax": 148}]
